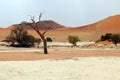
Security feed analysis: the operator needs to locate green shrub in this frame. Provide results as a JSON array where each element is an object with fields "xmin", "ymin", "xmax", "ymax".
[
  {"xmin": 34, "ymin": 38, "xmax": 41, "ymax": 47},
  {"xmin": 46, "ymin": 37, "xmax": 53, "ymax": 42},
  {"xmin": 100, "ymin": 33, "xmax": 112, "ymax": 41},
  {"xmin": 110, "ymin": 34, "xmax": 120, "ymax": 46},
  {"xmin": 68, "ymin": 35, "xmax": 80, "ymax": 46},
  {"xmin": 97, "ymin": 33, "xmax": 120, "ymax": 46},
  {"xmin": 4, "ymin": 26, "xmax": 39, "ymax": 47}
]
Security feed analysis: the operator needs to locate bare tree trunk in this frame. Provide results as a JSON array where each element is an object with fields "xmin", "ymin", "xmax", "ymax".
[
  {"xmin": 35, "ymin": 30, "xmax": 48, "ymax": 54},
  {"xmin": 43, "ymin": 39, "xmax": 48, "ymax": 54},
  {"xmin": 41, "ymin": 35, "xmax": 48, "ymax": 54},
  {"xmin": 24, "ymin": 13, "xmax": 50, "ymax": 54}
]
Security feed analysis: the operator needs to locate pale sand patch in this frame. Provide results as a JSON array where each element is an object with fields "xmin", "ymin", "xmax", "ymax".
[{"xmin": 0, "ymin": 57, "xmax": 120, "ymax": 80}]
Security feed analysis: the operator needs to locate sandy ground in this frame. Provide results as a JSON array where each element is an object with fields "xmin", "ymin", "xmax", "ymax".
[
  {"xmin": 0, "ymin": 47, "xmax": 120, "ymax": 61},
  {"xmin": 0, "ymin": 46, "xmax": 120, "ymax": 80},
  {"xmin": 0, "ymin": 57, "xmax": 120, "ymax": 80}
]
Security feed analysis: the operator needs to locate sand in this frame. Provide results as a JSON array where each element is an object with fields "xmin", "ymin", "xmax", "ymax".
[
  {"xmin": 0, "ymin": 57, "xmax": 120, "ymax": 80},
  {"xmin": 0, "ymin": 49, "xmax": 120, "ymax": 61},
  {"xmin": 0, "ymin": 46, "xmax": 120, "ymax": 80}
]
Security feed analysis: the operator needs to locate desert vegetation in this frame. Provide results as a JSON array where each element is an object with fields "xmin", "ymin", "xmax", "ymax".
[
  {"xmin": 97, "ymin": 33, "xmax": 120, "ymax": 46},
  {"xmin": 46, "ymin": 37, "xmax": 53, "ymax": 42},
  {"xmin": 68, "ymin": 35, "xmax": 80, "ymax": 46},
  {"xmin": 4, "ymin": 25, "xmax": 40, "ymax": 47}
]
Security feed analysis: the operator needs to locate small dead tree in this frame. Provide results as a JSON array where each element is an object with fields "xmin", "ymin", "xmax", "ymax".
[{"xmin": 23, "ymin": 13, "xmax": 51, "ymax": 54}]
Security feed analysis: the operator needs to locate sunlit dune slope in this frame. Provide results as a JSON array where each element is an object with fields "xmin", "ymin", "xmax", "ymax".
[{"xmin": 1, "ymin": 14, "xmax": 120, "ymax": 41}]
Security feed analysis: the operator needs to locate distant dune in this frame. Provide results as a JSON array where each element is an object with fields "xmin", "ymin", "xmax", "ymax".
[
  {"xmin": 1, "ymin": 14, "xmax": 120, "ymax": 41},
  {"xmin": 95, "ymin": 15, "xmax": 120, "ymax": 33},
  {"xmin": 7, "ymin": 20, "xmax": 65, "ymax": 30}
]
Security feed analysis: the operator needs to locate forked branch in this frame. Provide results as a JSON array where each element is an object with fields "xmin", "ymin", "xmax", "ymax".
[{"xmin": 42, "ymin": 25, "xmax": 52, "ymax": 36}]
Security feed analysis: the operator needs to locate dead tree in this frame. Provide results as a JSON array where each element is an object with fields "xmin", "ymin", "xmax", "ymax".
[{"xmin": 23, "ymin": 13, "xmax": 51, "ymax": 54}]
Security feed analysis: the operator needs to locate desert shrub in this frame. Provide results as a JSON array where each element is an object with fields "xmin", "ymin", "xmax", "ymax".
[
  {"xmin": 34, "ymin": 38, "xmax": 41, "ymax": 43},
  {"xmin": 34, "ymin": 38, "xmax": 41, "ymax": 47},
  {"xmin": 4, "ymin": 26, "xmax": 38, "ymax": 47},
  {"xmin": 23, "ymin": 35, "xmax": 38, "ymax": 47},
  {"xmin": 110, "ymin": 34, "xmax": 120, "ymax": 46},
  {"xmin": 97, "ymin": 33, "xmax": 120, "ymax": 46},
  {"xmin": 46, "ymin": 37, "xmax": 53, "ymax": 42},
  {"xmin": 100, "ymin": 33, "xmax": 112, "ymax": 41},
  {"xmin": 68, "ymin": 35, "xmax": 80, "ymax": 46}
]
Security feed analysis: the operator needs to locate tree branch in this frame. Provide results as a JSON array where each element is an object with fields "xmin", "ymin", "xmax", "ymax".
[
  {"xmin": 39, "ymin": 13, "xmax": 43, "ymax": 22},
  {"xmin": 27, "ymin": 15, "xmax": 36, "ymax": 29},
  {"xmin": 42, "ymin": 25, "xmax": 52, "ymax": 36}
]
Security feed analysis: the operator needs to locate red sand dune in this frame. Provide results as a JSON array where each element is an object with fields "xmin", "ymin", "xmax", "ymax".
[
  {"xmin": 1, "ymin": 14, "xmax": 120, "ymax": 41},
  {"xmin": 96, "ymin": 15, "xmax": 120, "ymax": 33}
]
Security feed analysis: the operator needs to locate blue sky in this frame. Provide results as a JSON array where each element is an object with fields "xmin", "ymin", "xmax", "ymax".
[{"xmin": 0, "ymin": 0, "xmax": 120, "ymax": 27}]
